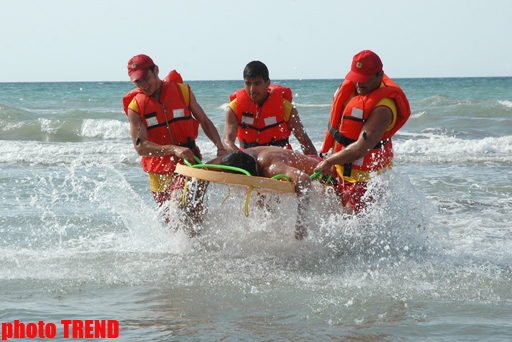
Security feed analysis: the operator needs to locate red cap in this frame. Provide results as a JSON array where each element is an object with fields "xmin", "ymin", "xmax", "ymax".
[
  {"xmin": 345, "ymin": 50, "xmax": 383, "ymax": 83},
  {"xmin": 127, "ymin": 54, "xmax": 155, "ymax": 83}
]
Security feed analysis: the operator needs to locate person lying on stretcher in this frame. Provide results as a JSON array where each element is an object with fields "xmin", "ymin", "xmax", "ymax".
[{"xmin": 208, "ymin": 146, "xmax": 335, "ymax": 239}]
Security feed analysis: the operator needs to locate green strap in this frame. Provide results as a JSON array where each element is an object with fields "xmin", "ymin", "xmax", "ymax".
[
  {"xmin": 183, "ymin": 156, "xmax": 202, "ymax": 166},
  {"xmin": 190, "ymin": 163, "xmax": 252, "ymax": 176},
  {"xmin": 310, "ymin": 171, "xmax": 322, "ymax": 179},
  {"xmin": 310, "ymin": 170, "xmax": 331, "ymax": 185},
  {"xmin": 271, "ymin": 174, "xmax": 291, "ymax": 182}
]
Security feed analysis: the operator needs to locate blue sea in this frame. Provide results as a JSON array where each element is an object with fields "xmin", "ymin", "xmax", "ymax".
[{"xmin": 1, "ymin": 77, "xmax": 511, "ymax": 341}]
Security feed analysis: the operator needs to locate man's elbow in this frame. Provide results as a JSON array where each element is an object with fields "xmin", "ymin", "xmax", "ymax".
[{"xmin": 133, "ymin": 142, "xmax": 146, "ymax": 156}]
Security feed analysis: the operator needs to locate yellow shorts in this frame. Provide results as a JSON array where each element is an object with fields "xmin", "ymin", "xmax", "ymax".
[{"xmin": 148, "ymin": 173, "xmax": 177, "ymax": 193}]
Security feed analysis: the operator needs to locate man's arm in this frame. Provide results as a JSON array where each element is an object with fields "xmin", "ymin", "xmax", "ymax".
[
  {"xmin": 287, "ymin": 107, "xmax": 318, "ymax": 156},
  {"xmin": 314, "ymin": 106, "xmax": 393, "ymax": 173},
  {"xmin": 222, "ymin": 106, "xmax": 240, "ymax": 152},
  {"xmin": 127, "ymin": 109, "xmax": 195, "ymax": 159},
  {"xmin": 188, "ymin": 90, "xmax": 226, "ymax": 157}
]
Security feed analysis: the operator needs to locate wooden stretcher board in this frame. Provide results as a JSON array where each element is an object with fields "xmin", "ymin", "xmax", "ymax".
[{"xmin": 175, "ymin": 164, "xmax": 295, "ymax": 193}]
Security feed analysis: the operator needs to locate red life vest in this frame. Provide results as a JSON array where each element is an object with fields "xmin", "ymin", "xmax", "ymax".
[
  {"xmin": 229, "ymin": 85, "xmax": 292, "ymax": 149},
  {"xmin": 320, "ymin": 74, "xmax": 410, "ymax": 177},
  {"xmin": 123, "ymin": 70, "xmax": 200, "ymax": 174}
]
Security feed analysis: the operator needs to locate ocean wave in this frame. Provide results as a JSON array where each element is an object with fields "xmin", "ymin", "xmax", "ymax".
[
  {"xmin": 217, "ymin": 103, "xmax": 229, "ymax": 110},
  {"xmin": 0, "ymin": 138, "xmax": 226, "ymax": 167},
  {"xmin": 498, "ymin": 100, "xmax": 512, "ymax": 108},
  {"xmin": 1, "ymin": 117, "xmax": 130, "ymax": 142},
  {"xmin": 0, "ymin": 140, "xmax": 139, "ymax": 166},
  {"xmin": 81, "ymin": 119, "xmax": 130, "ymax": 139},
  {"xmin": 411, "ymin": 96, "xmax": 512, "ymax": 114},
  {"xmin": 0, "ymin": 103, "xmax": 33, "ymax": 120},
  {"xmin": 394, "ymin": 135, "xmax": 512, "ymax": 163},
  {"xmin": 410, "ymin": 111, "xmax": 428, "ymax": 119},
  {"xmin": 412, "ymin": 95, "xmax": 461, "ymax": 107}
]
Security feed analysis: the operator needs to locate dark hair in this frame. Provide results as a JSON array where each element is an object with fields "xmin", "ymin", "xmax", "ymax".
[
  {"xmin": 243, "ymin": 61, "xmax": 269, "ymax": 83},
  {"xmin": 220, "ymin": 151, "xmax": 258, "ymax": 176}
]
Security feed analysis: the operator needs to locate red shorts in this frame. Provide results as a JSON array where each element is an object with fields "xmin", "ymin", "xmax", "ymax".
[{"xmin": 337, "ymin": 179, "xmax": 369, "ymax": 213}]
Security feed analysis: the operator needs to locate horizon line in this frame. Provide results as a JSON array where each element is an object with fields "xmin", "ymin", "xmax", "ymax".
[{"xmin": 2, "ymin": 75, "xmax": 512, "ymax": 84}]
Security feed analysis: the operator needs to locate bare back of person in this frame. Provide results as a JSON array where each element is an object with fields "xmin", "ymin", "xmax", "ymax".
[{"xmin": 242, "ymin": 146, "xmax": 318, "ymax": 183}]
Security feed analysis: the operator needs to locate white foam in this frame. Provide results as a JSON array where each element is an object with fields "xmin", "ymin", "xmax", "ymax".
[
  {"xmin": 217, "ymin": 103, "xmax": 230, "ymax": 110},
  {"xmin": 81, "ymin": 119, "xmax": 130, "ymax": 139},
  {"xmin": 498, "ymin": 100, "xmax": 512, "ymax": 108},
  {"xmin": 0, "ymin": 140, "xmax": 138, "ymax": 165},
  {"xmin": 395, "ymin": 135, "xmax": 512, "ymax": 163},
  {"xmin": 410, "ymin": 111, "xmax": 428, "ymax": 119}
]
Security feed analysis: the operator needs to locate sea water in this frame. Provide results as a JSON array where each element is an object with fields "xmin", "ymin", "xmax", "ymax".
[{"xmin": 1, "ymin": 77, "xmax": 511, "ymax": 341}]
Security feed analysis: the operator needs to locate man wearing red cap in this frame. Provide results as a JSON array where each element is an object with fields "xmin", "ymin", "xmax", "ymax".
[
  {"xmin": 122, "ymin": 54, "xmax": 226, "ymax": 227},
  {"xmin": 315, "ymin": 50, "xmax": 411, "ymax": 213}
]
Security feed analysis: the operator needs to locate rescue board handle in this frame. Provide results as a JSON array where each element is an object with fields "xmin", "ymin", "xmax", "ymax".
[
  {"xmin": 270, "ymin": 174, "xmax": 292, "ymax": 182},
  {"xmin": 183, "ymin": 158, "xmax": 252, "ymax": 176}
]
